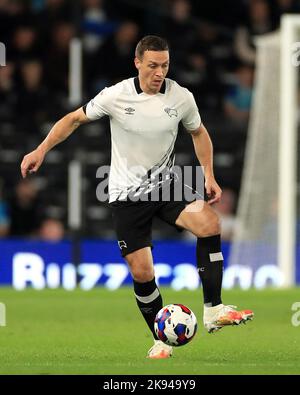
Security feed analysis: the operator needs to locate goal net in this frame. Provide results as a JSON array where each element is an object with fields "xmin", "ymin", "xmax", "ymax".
[{"xmin": 227, "ymin": 15, "xmax": 300, "ymax": 289}]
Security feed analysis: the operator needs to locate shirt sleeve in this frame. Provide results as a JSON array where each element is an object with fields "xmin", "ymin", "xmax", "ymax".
[
  {"xmin": 181, "ymin": 89, "xmax": 202, "ymax": 132},
  {"xmin": 83, "ymin": 86, "xmax": 116, "ymax": 120}
]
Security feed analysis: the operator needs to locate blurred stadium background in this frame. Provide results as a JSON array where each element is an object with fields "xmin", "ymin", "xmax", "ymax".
[
  {"xmin": 0, "ymin": 0, "xmax": 300, "ymax": 375},
  {"xmin": 0, "ymin": 0, "xmax": 299, "ymax": 290}
]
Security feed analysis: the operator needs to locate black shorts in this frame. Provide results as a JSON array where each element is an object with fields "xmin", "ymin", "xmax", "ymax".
[
  {"xmin": 110, "ymin": 199, "xmax": 187, "ymax": 257},
  {"xmin": 110, "ymin": 171, "xmax": 205, "ymax": 257}
]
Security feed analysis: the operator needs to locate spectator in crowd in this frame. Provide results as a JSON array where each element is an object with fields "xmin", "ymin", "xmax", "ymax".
[
  {"xmin": 8, "ymin": 179, "xmax": 42, "ymax": 237},
  {"xmin": 82, "ymin": 0, "xmax": 119, "ymax": 95},
  {"xmin": 0, "ymin": 0, "xmax": 34, "ymax": 44},
  {"xmin": 45, "ymin": 21, "xmax": 74, "ymax": 98},
  {"xmin": 0, "ymin": 179, "xmax": 9, "ymax": 238},
  {"xmin": 38, "ymin": 217, "xmax": 65, "ymax": 241},
  {"xmin": 0, "ymin": 61, "xmax": 17, "ymax": 122},
  {"xmin": 10, "ymin": 25, "xmax": 41, "ymax": 63},
  {"xmin": 224, "ymin": 63, "xmax": 254, "ymax": 125},
  {"xmin": 193, "ymin": 0, "xmax": 245, "ymax": 28},
  {"xmin": 234, "ymin": 0, "xmax": 275, "ymax": 65},
  {"xmin": 37, "ymin": 0, "xmax": 71, "ymax": 42},
  {"xmin": 164, "ymin": 0, "xmax": 195, "ymax": 58},
  {"xmin": 0, "ymin": 0, "xmax": 12, "ymax": 43},
  {"xmin": 17, "ymin": 60, "xmax": 48, "ymax": 132},
  {"xmin": 271, "ymin": 0, "xmax": 300, "ymax": 27},
  {"xmin": 82, "ymin": 0, "xmax": 116, "ymax": 54},
  {"xmin": 2, "ymin": 0, "xmax": 300, "ymax": 239},
  {"xmin": 185, "ymin": 21, "xmax": 228, "ymax": 110},
  {"xmin": 92, "ymin": 21, "xmax": 139, "ymax": 90}
]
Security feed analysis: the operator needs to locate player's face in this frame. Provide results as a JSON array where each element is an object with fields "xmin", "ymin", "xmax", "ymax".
[{"xmin": 135, "ymin": 50, "xmax": 169, "ymax": 94}]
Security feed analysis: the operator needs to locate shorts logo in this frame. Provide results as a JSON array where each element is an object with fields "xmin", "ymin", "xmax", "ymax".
[
  {"xmin": 164, "ymin": 107, "xmax": 178, "ymax": 117},
  {"xmin": 118, "ymin": 240, "xmax": 127, "ymax": 250},
  {"xmin": 125, "ymin": 107, "xmax": 135, "ymax": 115}
]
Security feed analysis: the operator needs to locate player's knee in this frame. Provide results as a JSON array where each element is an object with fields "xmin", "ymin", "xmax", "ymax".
[
  {"xmin": 129, "ymin": 261, "xmax": 154, "ymax": 282},
  {"xmin": 132, "ymin": 267, "xmax": 155, "ymax": 283},
  {"xmin": 197, "ymin": 211, "xmax": 221, "ymax": 237}
]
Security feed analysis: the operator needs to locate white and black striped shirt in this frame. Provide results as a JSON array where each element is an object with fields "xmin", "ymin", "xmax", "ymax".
[{"xmin": 84, "ymin": 77, "xmax": 201, "ymax": 202}]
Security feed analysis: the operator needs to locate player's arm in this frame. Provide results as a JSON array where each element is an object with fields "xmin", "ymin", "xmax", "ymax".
[
  {"xmin": 189, "ymin": 123, "xmax": 222, "ymax": 204},
  {"xmin": 20, "ymin": 107, "xmax": 89, "ymax": 178}
]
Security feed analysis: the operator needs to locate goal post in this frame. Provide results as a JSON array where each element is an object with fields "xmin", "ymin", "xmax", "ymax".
[
  {"xmin": 279, "ymin": 15, "xmax": 299, "ymax": 286},
  {"xmin": 227, "ymin": 15, "xmax": 300, "ymax": 288}
]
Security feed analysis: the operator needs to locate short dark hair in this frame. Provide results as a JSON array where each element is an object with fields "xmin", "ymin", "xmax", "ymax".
[{"xmin": 135, "ymin": 35, "xmax": 169, "ymax": 59}]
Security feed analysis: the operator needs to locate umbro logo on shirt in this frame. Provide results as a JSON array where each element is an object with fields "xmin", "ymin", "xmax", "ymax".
[
  {"xmin": 164, "ymin": 108, "xmax": 178, "ymax": 117},
  {"xmin": 125, "ymin": 107, "xmax": 135, "ymax": 115}
]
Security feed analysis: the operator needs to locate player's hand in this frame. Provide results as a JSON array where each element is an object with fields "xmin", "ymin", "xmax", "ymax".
[
  {"xmin": 205, "ymin": 176, "xmax": 222, "ymax": 204},
  {"xmin": 20, "ymin": 148, "xmax": 45, "ymax": 178}
]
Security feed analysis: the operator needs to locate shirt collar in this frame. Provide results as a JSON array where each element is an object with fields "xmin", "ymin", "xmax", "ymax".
[{"xmin": 134, "ymin": 77, "xmax": 166, "ymax": 94}]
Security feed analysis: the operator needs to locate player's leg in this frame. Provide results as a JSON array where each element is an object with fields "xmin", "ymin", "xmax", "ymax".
[
  {"xmin": 125, "ymin": 246, "xmax": 161, "ymax": 339},
  {"xmin": 110, "ymin": 200, "xmax": 172, "ymax": 358},
  {"xmin": 125, "ymin": 247, "xmax": 173, "ymax": 358},
  {"xmin": 176, "ymin": 200, "xmax": 223, "ymax": 308},
  {"xmin": 175, "ymin": 200, "xmax": 254, "ymax": 332}
]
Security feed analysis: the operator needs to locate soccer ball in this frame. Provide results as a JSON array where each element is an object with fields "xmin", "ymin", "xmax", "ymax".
[{"xmin": 154, "ymin": 304, "xmax": 197, "ymax": 347}]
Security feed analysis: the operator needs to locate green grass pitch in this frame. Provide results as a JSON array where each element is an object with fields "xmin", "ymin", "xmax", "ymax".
[{"xmin": 0, "ymin": 287, "xmax": 299, "ymax": 375}]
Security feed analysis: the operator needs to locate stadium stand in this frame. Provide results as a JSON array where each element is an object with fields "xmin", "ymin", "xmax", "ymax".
[{"xmin": 0, "ymin": 0, "xmax": 295, "ymax": 239}]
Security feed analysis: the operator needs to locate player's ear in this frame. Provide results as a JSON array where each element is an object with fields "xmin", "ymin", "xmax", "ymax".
[{"xmin": 134, "ymin": 57, "xmax": 141, "ymax": 70}]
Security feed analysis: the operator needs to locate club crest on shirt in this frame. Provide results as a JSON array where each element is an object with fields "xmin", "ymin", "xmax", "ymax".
[{"xmin": 164, "ymin": 107, "xmax": 178, "ymax": 117}]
